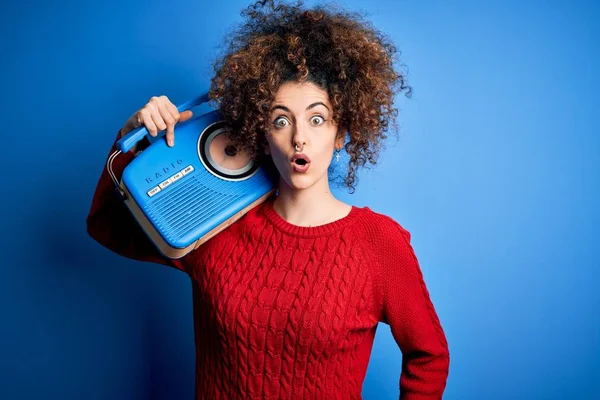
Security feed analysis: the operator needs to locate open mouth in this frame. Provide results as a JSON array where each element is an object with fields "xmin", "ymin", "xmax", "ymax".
[
  {"xmin": 292, "ymin": 154, "xmax": 311, "ymax": 164},
  {"xmin": 291, "ymin": 154, "xmax": 311, "ymax": 172}
]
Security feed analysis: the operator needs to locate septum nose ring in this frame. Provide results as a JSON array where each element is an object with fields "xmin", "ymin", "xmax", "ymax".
[{"xmin": 294, "ymin": 143, "xmax": 305, "ymax": 152}]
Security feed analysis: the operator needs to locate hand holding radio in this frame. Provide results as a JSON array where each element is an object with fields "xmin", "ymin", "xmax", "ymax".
[{"xmin": 120, "ymin": 95, "xmax": 194, "ymax": 149}]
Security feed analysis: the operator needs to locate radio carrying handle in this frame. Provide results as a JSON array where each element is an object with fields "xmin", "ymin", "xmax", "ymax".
[{"xmin": 107, "ymin": 93, "xmax": 211, "ymax": 198}]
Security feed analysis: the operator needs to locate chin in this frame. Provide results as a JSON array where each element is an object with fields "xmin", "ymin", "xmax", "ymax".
[
  {"xmin": 283, "ymin": 176, "xmax": 314, "ymax": 191},
  {"xmin": 281, "ymin": 171, "xmax": 327, "ymax": 191}
]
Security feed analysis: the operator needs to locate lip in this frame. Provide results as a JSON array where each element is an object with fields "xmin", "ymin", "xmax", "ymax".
[
  {"xmin": 291, "ymin": 153, "xmax": 311, "ymax": 163},
  {"xmin": 291, "ymin": 153, "xmax": 311, "ymax": 173}
]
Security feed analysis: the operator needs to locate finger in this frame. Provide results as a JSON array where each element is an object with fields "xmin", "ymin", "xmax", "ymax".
[
  {"xmin": 179, "ymin": 110, "xmax": 193, "ymax": 123},
  {"xmin": 139, "ymin": 108, "xmax": 158, "ymax": 136},
  {"xmin": 147, "ymin": 101, "xmax": 168, "ymax": 134},
  {"xmin": 133, "ymin": 112, "xmax": 143, "ymax": 128},
  {"xmin": 163, "ymin": 99, "xmax": 193, "ymax": 146},
  {"xmin": 164, "ymin": 100, "xmax": 181, "ymax": 123},
  {"xmin": 162, "ymin": 96, "xmax": 192, "ymax": 124},
  {"xmin": 158, "ymin": 101, "xmax": 177, "ymax": 147}
]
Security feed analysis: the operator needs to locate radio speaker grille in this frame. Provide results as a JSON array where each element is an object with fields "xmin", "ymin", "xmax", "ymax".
[{"xmin": 145, "ymin": 175, "xmax": 248, "ymax": 244}]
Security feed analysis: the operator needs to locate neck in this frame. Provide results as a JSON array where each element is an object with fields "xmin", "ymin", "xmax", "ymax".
[{"xmin": 273, "ymin": 175, "xmax": 343, "ymax": 227}]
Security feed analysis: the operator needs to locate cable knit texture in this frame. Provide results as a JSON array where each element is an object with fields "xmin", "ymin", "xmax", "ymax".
[{"xmin": 86, "ymin": 132, "xmax": 450, "ymax": 399}]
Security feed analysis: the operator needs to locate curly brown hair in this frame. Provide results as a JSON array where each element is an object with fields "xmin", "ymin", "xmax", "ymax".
[{"xmin": 208, "ymin": 0, "xmax": 411, "ymax": 192}]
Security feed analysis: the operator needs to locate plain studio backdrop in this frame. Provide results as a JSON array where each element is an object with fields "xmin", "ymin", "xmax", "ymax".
[{"xmin": 1, "ymin": 0, "xmax": 598, "ymax": 399}]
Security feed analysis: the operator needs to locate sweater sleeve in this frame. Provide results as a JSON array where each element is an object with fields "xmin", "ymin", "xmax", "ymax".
[
  {"xmin": 86, "ymin": 130, "xmax": 187, "ymax": 273},
  {"xmin": 367, "ymin": 215, "xmax": 450, "ymax": 399}
]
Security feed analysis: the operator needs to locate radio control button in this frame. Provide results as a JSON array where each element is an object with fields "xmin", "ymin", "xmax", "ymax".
[
  {"xmin": 181, "ymin": 165, "xmax": 194, "ymax": 175},
  {"xmin": 147, "ymin": 186, "xmax": 161, "ymax": 197},
  {"xmin": 159, "ymin": 177, "xmax": 173, "ymax": 189},
  {"xmin": 171, "ymin": 171, "xmax": 183, "ymax": 182}
]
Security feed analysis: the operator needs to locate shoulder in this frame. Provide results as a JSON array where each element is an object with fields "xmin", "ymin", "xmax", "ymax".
[
  {"xmin": 355, "ymin": 206, "xmax": 412, "ymax": 245},
  {"xmin": 353, "ymin": 207, "xmax": 422, "ymax": 315},
  {"xmin": 354, "ymin": 206, "xmax": 420, "ymax": 281}
]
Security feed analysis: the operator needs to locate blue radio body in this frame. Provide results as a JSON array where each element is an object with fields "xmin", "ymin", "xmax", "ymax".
[{"xmin": 108, "ymin": 94, "xmax": 277, "ymax": 259}]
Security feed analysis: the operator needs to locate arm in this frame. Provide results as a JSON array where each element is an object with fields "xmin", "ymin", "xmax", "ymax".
[
  {"xmin": 86, "ymin": 130, "xmax": 187, "ymax": 273},
  {"xmin": 369, "ymin": 218, "xmax": 450, "ymax": 399}
]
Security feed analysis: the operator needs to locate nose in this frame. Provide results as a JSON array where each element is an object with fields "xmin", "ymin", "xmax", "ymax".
[{"xmin": 292, "ymin": 120, "xmax": 308, "ymax": 151}]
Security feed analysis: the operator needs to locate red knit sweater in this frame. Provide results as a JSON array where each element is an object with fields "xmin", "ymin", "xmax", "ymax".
[{"xmin": 86, "ymin": 132, "xmax": 450, "ymax": 399}]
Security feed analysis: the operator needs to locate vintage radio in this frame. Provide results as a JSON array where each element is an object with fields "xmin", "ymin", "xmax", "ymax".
[{"xmin": 107, "ymin": 94, "xmax": 277, "ymax": 259}]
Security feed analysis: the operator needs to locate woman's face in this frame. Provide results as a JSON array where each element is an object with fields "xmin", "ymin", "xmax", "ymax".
[{"xmin": 265, "ymin": 81, "xmax": 343, "ymax": 191}]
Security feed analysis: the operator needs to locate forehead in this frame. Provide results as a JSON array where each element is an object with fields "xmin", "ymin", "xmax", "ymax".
[{"xmin": 272, "ymin": 81, "xmax": 331, "ymax": 107}]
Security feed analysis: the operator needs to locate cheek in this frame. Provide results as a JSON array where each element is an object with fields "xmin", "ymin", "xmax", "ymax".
[
  {"xmin": 317, "ymin": 135, "xmax": 338, "ymax": 156},
  {"xmin": 264, "ymin": 138, "xmax": 286, "ymax": 163},
  {"xmin": 264, "ymin": 134, "xmax": 275, "ymax": 155}
]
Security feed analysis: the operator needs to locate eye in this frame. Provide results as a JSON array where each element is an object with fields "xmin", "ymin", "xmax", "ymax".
[
  {"xmin": 310, "ymin": 115, "xmax": 325, "ymax": 126},
  {"xmin": 273, "ymin": 116, "xmax": 290, "ymax": 129}
]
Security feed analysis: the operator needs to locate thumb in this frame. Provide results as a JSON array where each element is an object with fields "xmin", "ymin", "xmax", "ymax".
[{"xmin": 179, "ymin": 110, "xmax": 193, "ymax": 123}]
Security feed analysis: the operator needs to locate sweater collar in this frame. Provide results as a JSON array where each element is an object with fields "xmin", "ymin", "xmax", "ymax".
[{"xmin": 260, "ymin": 198, "xmax": 363, "ymax": 238}]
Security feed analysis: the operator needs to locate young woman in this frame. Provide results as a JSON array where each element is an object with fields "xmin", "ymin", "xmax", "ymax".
[{"xmin": 87, "ymin": 1, "xmax": 450, "ymax": 398}]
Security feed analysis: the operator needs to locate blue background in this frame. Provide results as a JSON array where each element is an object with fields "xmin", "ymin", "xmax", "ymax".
[{"xmin": 2, "ymin": 0, "xmax": 599, "ymax": 399}]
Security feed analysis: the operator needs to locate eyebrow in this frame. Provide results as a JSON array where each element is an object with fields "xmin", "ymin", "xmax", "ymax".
[{"xmin": 271, "ymin": 102, "xmax": 330, "ymax": 112}]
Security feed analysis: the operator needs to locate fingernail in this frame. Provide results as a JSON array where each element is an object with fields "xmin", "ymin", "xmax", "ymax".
[{"xmin": 168, "ymin": 138, "xmax": 174, "ymax": 147}]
